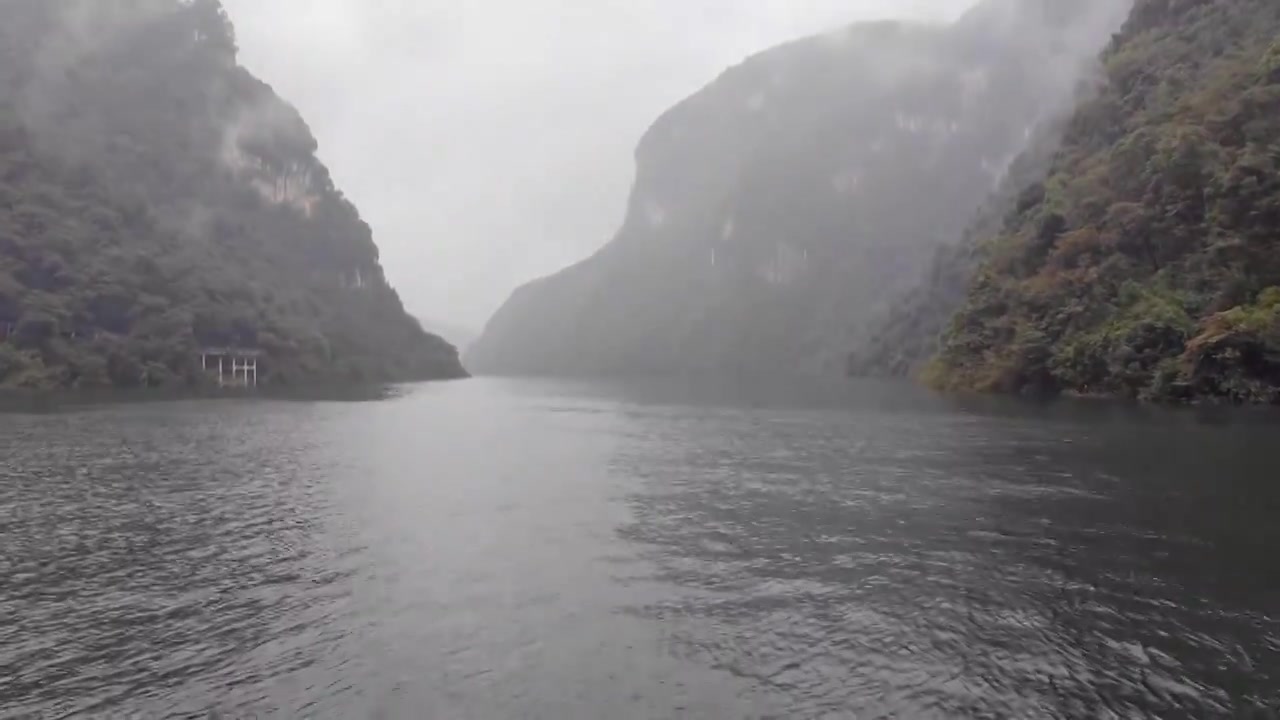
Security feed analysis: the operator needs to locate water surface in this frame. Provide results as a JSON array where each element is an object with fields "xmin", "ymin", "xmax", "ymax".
[{"xmin": 2, "ymin": 378, "xmax": 1278, "ymax": 718}]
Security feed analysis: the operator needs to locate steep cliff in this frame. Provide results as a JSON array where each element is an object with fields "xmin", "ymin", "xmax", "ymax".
[
  {"xmin": 0, "ymin": 0, "xmax": 466, "ymax": 388},
  {"xmin": 470, "ymin": 0, "xmax": 1129, "ymax": 377},
  {"xmin": 928, "ymin": 0, "xmax": 1280, "ymax": 403}
]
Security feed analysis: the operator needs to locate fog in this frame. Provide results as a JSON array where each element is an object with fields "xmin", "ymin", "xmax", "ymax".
[{"xmin": 220, "ymin": 0, "xmax": 979, "ymax": 333}]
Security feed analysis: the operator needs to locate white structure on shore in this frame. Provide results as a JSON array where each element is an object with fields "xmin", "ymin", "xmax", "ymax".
[{"xmin": 200, "ymin": 348, "xmax": 261, "ymax": 388}]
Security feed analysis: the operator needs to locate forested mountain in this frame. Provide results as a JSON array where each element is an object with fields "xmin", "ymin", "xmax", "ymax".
[
  {"xmin": 925, "ymin": 0, "xmax": 1280, "ymax": 403},
  {"xmin": 468, "ymin": 0, "xmax": 1129, "ymax": 377},
  {"xmin": 0, "ymin": 0, "xmax": 466, "ymax": 388}
]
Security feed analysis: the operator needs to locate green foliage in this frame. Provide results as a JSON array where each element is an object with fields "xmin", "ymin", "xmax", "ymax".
[
  {"xmin": 1047, "ymin": 283, "xmax": 1197, "ymax": 399},
  {"xmin": 1180, "ymin": 286, "xmax": 1280, "ymax": 402},
  {"xmin": 929, "ymin": 0, "xmax": 1280, "ymax": 404},
  {"xmin": 0, "ymin": 0, "xmax": 465, "ymax": 389}
]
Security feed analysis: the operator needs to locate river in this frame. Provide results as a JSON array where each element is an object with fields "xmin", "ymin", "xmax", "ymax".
[{"xmin": 1, "ymin": 377, "xmax": 1278, "ymax": 718}]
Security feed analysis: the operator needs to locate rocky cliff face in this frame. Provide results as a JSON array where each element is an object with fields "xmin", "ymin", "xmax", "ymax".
[
  {"xmin": 0, "ymin": 0, "xmax": 466, "ymax": 388},
  {"xmin": 469, "ymin": 0, "xmax": 1130, "ymax": 377}
]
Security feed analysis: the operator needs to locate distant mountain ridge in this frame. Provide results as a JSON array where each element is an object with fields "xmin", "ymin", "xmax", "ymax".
[
  {"xmin": 0, "ymin": 0, "xmax": 466, "ymax": 388},
  {"xmin": 468, "ymin": 0, "xmax": 1130, "ymax": 377}
]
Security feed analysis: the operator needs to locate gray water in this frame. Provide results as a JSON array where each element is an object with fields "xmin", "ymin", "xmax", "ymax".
[{"xmin": 2, "ymin": 377, "xmax": 1278, "ymax": 719}]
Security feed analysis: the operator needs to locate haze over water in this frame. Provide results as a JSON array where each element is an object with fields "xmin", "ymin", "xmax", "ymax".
[{"xmin": 2, "ymin": 378, "xmax": 1278, "ymax": 718}]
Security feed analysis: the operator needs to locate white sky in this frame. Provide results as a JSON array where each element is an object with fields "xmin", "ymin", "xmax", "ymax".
[{"xmin": 222, "ymin": 0, "xmax": 979, "ymax": 330}]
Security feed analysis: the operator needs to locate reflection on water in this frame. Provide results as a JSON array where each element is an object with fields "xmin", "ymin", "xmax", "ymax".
[{"xmin": 1, "ymin": 378, "xmax": 1277, "ymax": 718}]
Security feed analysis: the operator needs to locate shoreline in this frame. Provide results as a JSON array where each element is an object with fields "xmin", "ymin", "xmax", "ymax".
[{"xmin": 0, "ymin": 376, "xmax": 471, "ymax": 412}]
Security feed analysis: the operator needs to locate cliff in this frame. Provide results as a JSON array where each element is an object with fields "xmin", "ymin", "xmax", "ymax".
[
  {"xmin": 469, "ymin": 0, "xmax": 1129, "ymax": 377},
  {"xmin": 0, "ymin": 0, "xmax": 466, "ymax": 388}
]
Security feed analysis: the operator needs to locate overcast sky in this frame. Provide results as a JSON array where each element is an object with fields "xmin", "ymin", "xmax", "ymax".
[{"xmin": 221, "ymin": 0, "xmax": 979, "ymax": 332}]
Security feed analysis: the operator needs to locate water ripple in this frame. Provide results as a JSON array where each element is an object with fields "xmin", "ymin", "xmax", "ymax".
[{"xmin": 2, "ymin": 380, "xmax": 1278, "ymax": 718}]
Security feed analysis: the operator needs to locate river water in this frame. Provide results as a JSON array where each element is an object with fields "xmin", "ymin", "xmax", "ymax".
[{"xmin": 1, "ymin": 377, "xmax": 1278, "ymax": 718}]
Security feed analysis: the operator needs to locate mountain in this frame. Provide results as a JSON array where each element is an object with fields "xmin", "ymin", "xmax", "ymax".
[
  {"xmin": 468, "ymin": 0, "xmax": 1130, "ymax": 377},
  {"xmin": 926, "ymin": 0, "xmax": 1280, "ymax": 403},
  {"xmin": 0, "ymin": 0, "xmax": 466, "ymax": 389}
]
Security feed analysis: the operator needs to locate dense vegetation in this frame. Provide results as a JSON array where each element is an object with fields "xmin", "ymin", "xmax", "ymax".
[
  {"xmin": 927, "ymin": 0, "xmax": 1280, "ymax": 403},
  {"xmin": 469, "ymin": 0, "xmax": 1128, "ymax": 377},
  {"xmin": 0, "ymin": 0, "xmax": 465, "ymax": 388}
]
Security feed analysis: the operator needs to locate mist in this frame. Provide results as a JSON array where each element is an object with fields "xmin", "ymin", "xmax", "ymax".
[
  {"xmin": 9, "ymin": 1, "xmax": 1280, "ymax": 714},
  {"xmin": 220, "ymin": 0, "xmax": 979, "ymax": 333}
]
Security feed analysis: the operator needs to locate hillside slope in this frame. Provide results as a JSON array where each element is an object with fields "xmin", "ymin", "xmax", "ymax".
[
  {"xmin": 0, "ymin": 0, "xmax": 466, "ymax": 388},
  {"xmin": 469, "ymin": 0, "xmax": 1129, "ymax": 377},
  {"xmin": 929, "ymin": 0, "xmax": 1280, "ymax": 403}
]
